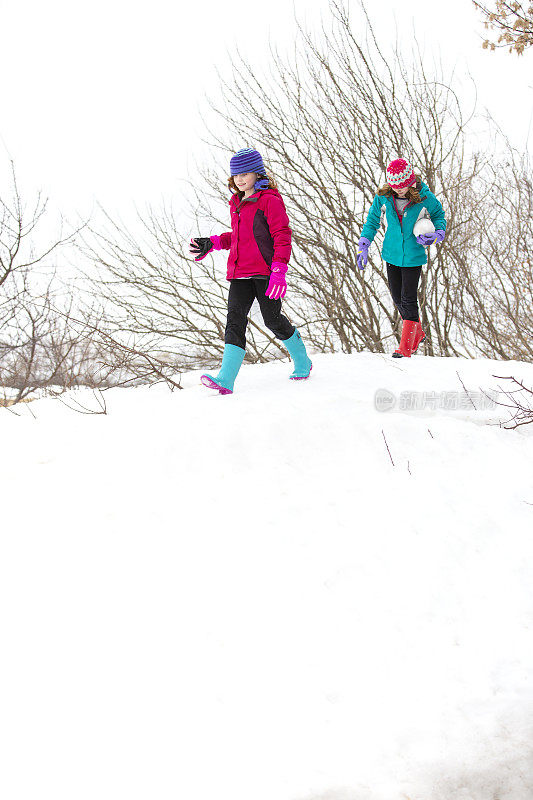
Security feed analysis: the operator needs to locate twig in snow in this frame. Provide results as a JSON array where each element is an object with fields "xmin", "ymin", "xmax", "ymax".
[
  {"xmin": 52, "ymin": 388, "xmax": 108, "ymax": 415},
  {"xmin": 456, "ymin": 371, "xmax": 477, "ymax": 409},
  {"xmin": 1, "ymin": 402, "xmax": 21, "ymax": 416},
  {"xmin": 427, "ymin": 427, "xmax": 434, "ymax": 438},
  {"xmin": 382, "ymin": 429, "xmax": 395, "ymax": 466},
  {"xmin": 490, "ymin": 375, "xmax": 533, "ymax": 429}
]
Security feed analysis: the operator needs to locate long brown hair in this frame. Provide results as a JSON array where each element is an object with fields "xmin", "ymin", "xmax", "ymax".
[
  {"xmin": 377, "ymin": 175, "xmax": 426, "ymax": 204},
  {"xmin": 228, "ymin": 172, "xmax": 279, "ymax": 200}
]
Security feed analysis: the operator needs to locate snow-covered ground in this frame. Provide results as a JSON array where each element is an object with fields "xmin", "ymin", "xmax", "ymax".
[{"xmin": 1, "ymin": 351, "xmax": 532, "ymax": 800}]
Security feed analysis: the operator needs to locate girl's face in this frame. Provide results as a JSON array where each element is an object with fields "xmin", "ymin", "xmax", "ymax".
[
  {"xmin": 394, "ymin": 185, "xmax": 410, "ymax": 198},
  {"xmin": 234, "ymin": 172, "xmax": 257, "ymax": 193}
]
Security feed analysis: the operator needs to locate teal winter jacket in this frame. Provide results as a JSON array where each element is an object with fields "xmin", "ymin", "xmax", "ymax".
[{"xmin": 360, "ymin": 181, "xmax": 446, "ymax": 267}]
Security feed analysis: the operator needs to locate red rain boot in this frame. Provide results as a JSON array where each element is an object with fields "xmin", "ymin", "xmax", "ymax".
[
  {"xmin": 392, "ymin": 319, "xmax": 418, "ymax": 358},
  {"xmin": 412, "ymin": 321, "xmax": 426, "ymax": 353}
]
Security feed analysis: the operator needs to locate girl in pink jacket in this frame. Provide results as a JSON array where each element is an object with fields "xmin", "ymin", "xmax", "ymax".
[{"xmin": 190, "ymin": 148, "xmax": 312, "ymax": 394}]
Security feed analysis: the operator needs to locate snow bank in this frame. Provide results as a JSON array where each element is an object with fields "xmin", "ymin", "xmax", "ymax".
[{"xmin": 1, "ymin": 351, "xmax": 532, "ymax": 800}]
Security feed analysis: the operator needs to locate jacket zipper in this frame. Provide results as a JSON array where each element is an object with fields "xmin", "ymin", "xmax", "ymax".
[
  {"xmin": 232, "ymin": 195, "xmax": 260, "ymax": 278},
  {"xmin": 392, "ymin": 196, "xmax": 412, "ymax": 228},
  {"xmin": 234, "ymin": 204, "xmax": 240, "ymax": 278}
]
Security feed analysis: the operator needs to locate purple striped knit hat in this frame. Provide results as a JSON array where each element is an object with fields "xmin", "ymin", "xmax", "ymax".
[
  {"xmin": 230, "ymin": 148, "xmax": 269, "ymax": 191},
  {"xmin": 386, "ymin": 158, "xmax": 416, "ymax": 190}
]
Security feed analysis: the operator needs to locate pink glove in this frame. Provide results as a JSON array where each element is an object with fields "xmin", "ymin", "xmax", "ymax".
[{"xmin": 265, "ymin": 262, "xmax": 288, "ymax": 300}]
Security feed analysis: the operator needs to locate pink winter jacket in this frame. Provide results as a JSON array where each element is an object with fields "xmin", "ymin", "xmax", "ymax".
[{"xmin": 215, "ymin": 188, "xmax": 292, "ymax": 280}]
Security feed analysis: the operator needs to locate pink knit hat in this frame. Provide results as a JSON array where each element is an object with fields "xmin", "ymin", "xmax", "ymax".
[{"xmin": 386, "ymin": 158, "xmax": 416, "ymax": 190}]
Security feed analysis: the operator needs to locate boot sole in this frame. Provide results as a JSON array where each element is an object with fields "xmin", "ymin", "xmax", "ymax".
[
  {"xmin": 290, "ymin": 364, "xmax": 313, "ymax": 380},
  {"xmin": 200, "ymin": 375, "xmax": 233, "ymax": 394}
]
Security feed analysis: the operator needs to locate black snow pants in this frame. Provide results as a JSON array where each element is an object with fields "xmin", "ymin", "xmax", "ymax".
[
  {"xmin": 386, "ymin": 263, "xmax": 422, "ymax": 322},
  {"xmin": 224, "ymin": 278, "xmax": 295, "ymax": 349}
]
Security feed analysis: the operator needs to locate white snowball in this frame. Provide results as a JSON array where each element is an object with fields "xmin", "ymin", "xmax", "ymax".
[{"xmin": 413, "ymin": 217, "xmax": 436, "ymax": 237}]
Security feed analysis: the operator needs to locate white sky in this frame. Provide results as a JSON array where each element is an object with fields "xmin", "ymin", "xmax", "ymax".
[{"xmin": 1, "ymin": 0, "xmax": 532, "ymax": 222}]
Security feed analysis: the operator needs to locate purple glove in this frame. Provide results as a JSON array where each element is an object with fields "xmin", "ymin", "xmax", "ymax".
[
  {"xmin": 357, "ymin": 237, "xmax": 371, "ymax": 270},
  {"xmin": 416, "ymin": 229, "xmax": 445, "ymax": 246},
  {"xmin": 265, "ymin": 262, "xmax": 287, "ymax": 300}
]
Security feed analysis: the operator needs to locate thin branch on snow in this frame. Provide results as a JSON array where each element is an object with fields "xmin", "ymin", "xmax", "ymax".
[
  {"xmin": 456, "ymin": 371, "xmax": 478, "ymax": 409},
  {"xmin": 382, "ymin": 429, "xmax": 395, "ymax": 466}
]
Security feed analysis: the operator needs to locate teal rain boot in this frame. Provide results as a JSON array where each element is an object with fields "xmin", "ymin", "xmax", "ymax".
[
  {"xmin": 201, "ymin": 344, "xmax": 245, "ymax": 394},
  {"xmin": 283, "ymin": 329, "xmax": 312, "ymax": 380}
]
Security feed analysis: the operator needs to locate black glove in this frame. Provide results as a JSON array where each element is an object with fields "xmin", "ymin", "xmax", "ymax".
[{"xmin": 189, "ymin": 237, "xmax": 214, "ymax": 261}]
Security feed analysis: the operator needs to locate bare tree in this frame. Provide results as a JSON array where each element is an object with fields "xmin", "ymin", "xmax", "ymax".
[
  {"xmin": 491, "ymin": 374, "xmax": 533, "ymax": 427},
  {"xmin": 79, "ymin": 201, "xmax": 295, "ymax": 374},
  {"xmin": 84, "ymin": 0, "xmax": 482, "ymax": 362},
  {"xmin": 0, "ymin": 162, "xmax": 100, "ymax": 406},
  {"xmin": 473, "ymin": 1, "xmax": 533, "ymax": 54},
  {"xmin": 80, "ymin": 0, "xmax": 531, "ymax": 370},
  {"xmin": 196, "ymin": 0, "xmax": 484, "ymax": 357},
  {"xmin": 0, "ymin": 280, "xmax": 95, "ymax": 404},
  {"xmin": 450, "ymin": 132, "xmax": 533, "ymax": 361}
]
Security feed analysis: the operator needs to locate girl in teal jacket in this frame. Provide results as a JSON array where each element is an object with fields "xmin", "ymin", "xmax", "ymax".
[{"xmin": 357, "ymin": 158, "xmax": 447, "ymax": 357}]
